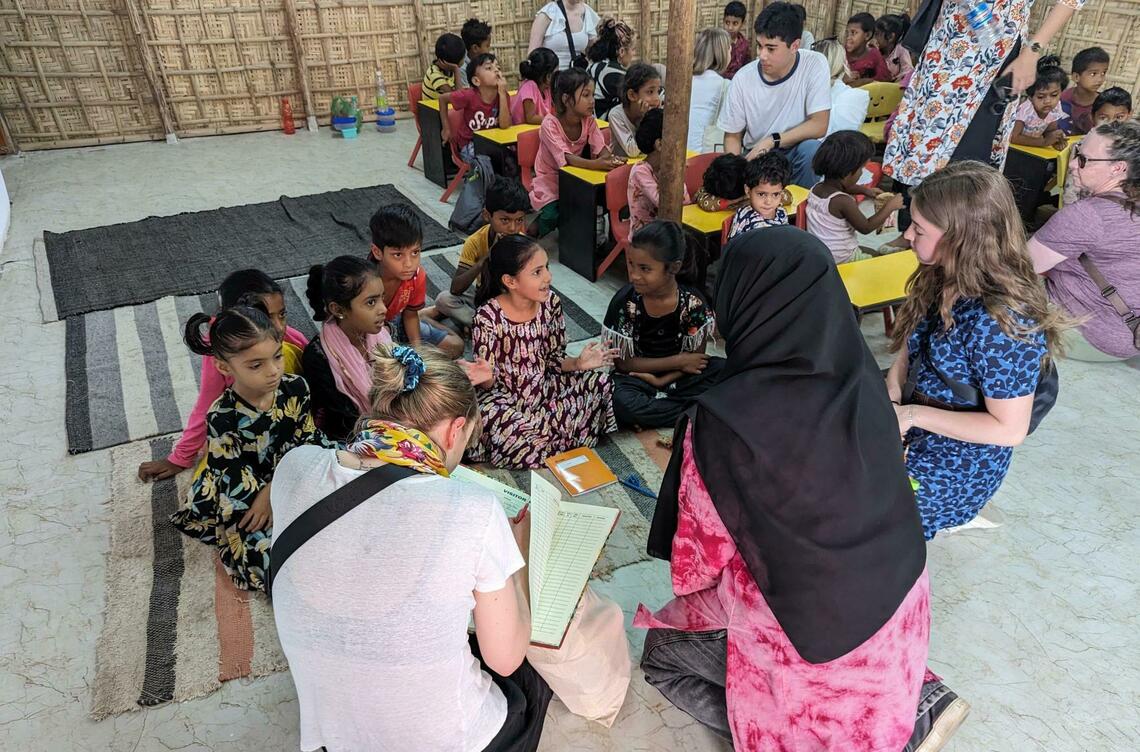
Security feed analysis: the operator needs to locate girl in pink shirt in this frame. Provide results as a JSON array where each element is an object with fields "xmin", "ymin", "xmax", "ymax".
[
  {"xmin": 529, "ymin": 68, "xmax": 624, "ymax": 236},
  {"xmin": 511, "ymin": 47, "xmax": 557, "ymax": 125},
  {"xmin": 137, "ymin": 269, "xmax": 308, "ymax": 482},
  {"xmin": 627, "ymin": 109, "xmax": 689, "ymax": 234}
]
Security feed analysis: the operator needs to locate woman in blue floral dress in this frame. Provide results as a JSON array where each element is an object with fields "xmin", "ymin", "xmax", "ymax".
[
  {"xmin": 883, "ymin": 0, "xmax": 1084, "ymax": 202},
  {"xmin": 884, "ymin": 162, "xmax": 1068, "ymax": 538}
]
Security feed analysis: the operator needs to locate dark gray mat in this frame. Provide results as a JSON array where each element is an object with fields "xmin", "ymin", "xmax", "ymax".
[{"xmin": 43, "ymin": 185, "xmax": 460, "ymax": 320}]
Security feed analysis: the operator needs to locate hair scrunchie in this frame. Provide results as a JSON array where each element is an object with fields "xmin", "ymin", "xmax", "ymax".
[{"xmin": 391, "ymin": 345, "xmax": 426, "ymax": 392}]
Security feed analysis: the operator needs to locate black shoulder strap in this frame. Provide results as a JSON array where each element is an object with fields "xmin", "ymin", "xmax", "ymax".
[
  {"xmin": 1078, "ymin": 252, "xmax": 1140, "ymax": 338},
  {"xmin": 268, "ymin": 462, "xmax": 419, "ymax": 594},
  {"xmin": 556, "ymin": 0, "xmax": 577, "ymax": 59},
  {"xmin": 901, "ymin": 325, "xmax": 982, "ymax": 407}
]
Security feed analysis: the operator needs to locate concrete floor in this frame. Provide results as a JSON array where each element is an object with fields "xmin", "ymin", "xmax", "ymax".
[{"xmin": 0, "ymin": 126, "xmax": 1137, "ymax": 751}]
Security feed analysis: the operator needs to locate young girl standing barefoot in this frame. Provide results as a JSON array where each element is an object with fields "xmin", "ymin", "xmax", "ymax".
[
  {"xmin": 171, "ymin": 304, "xmax": 333, "ymax": 592},
  {"xmin": 468, "ymin": 235, "xmax": 617, "ymax": 468}
]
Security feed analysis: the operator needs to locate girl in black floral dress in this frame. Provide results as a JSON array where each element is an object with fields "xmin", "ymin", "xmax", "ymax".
[
  {"xmin": 602, "ymin": 221, "xmax": 724, "ymax": 429},
  {"xmin": 170, "ymin": 303, "xmax": 335, "ymax": 592}
]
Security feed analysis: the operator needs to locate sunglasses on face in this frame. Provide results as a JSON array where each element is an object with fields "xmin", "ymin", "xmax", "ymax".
[{"xmin": 1072, "ymin": 146, "xmax": 1116, "ymax": 169}]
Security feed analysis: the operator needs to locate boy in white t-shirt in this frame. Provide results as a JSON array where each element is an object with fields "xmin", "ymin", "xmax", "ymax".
[{"xmin": 717, "ymin": 1, "xmax": 831, "ymax": 187}]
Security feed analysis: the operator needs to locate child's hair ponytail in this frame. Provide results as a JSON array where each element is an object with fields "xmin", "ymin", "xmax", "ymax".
[
  {"xmin": 520, "ymin": 47, "xmax": 559, "ymax": 87},
  {"xmin": 630, "ymin": 220, "xmax": 709, "ymax": 291},
  {"xmin": 217, "ymin": 268, "xmax": 282, "ymax": 309},
  {"xmin": 475, "ymin": 234, "xmax": 544, "ymax": 307},
  {"xmin": 363, "ymin": 344, "xmax": 481, "ymax": 442},
  {"xmin": 1027, "ymin": 55, "xmax": 1069, "ymax": 96},
  {"xmin": 184, "ymin": 305, "xmax": 279, "ymax": 360},
  {"xmin": 306, "ymin": 256, "xmax": 379, "ymax": 322}
]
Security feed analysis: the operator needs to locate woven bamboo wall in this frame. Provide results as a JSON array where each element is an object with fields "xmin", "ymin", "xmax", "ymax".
[
  {"xmin": 832, "ymin": 0, "xmax": 1140, "ymax": 96},
  {"xmin": 1, "ymin": 0, "xmax": 1137, "ymax": 152},
  {"xmin": 0, "ymin": 0, "xmax": 166, "ymax": 149}
]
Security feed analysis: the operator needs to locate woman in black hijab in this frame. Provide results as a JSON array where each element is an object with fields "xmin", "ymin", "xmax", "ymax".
[{"xmin": 633, "ymin": 227, "xmax": 967, "ymax": 751}]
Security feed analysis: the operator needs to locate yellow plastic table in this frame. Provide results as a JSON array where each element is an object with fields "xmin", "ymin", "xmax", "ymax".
[
  {"xmin": 557, "ymin": 151, "xmax": 695, "ymax": 280},
  {"xmin": 1006, "ymin": 135, "xmax": 1081, "ymax": 218},
  {"xmin": 836, "ymin": 250, "xmax": 919, "ymax": 312}
]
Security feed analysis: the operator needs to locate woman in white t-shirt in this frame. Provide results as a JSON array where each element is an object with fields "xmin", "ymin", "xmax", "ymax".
[
  {"xmin": 271, "ymin": 344, "xmax": 549, "ymax": 752},
  {"xmin": 688, "ymin": 27, "xmax": 731, "ymax": 153},
  {"xmin": 813, "ymin": 39, "xmax": 870, "ymax": 135},
  {"xmin": 527, "ymin": 0, "xmax": 600, "ymax": 70}
]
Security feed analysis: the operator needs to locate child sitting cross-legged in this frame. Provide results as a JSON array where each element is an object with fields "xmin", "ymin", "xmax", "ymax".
[
  {"xmin": 604, "ymin": 220, "xmax": 724, "ymax": 429},
  {"xmin": 171, "ymin": 303, "xmax": 335, "ymax": 592},
  {"xmin": 439, "ymin": 53, "xmax": 512, "ymax": 165},
  {"xmin": 137, "ymin": 268, "xmax": 308, "ymax": 482},
  {"xmin": 628, "ymin": 109, "xmax": 690, "ymax": 234},
  {"xmin": 467, "ymin": 234, "xmax": 618, "ymax": 468},
  {"xmin": 368, "ymin": 204, "xmax": 465, "ymax": 358},
  {"xmin": 727, "ymin": 151, "xmax": 792, "ymax": 239},
  {"xmin": 807, "ymin": 130, "xmax": 903, "ymax": 264},
  {"xmin": 435, "ymin": 177, "xmax": 531, "ymax": 330},
  {"xmin": 1012, "ymin": 56, "xmax": 1069, "ymax": 150}
]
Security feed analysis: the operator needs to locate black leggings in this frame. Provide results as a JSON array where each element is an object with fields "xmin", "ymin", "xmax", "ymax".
[{"xmin": 471, "ymin": 634, "xmax": 553, "ymax": 752}]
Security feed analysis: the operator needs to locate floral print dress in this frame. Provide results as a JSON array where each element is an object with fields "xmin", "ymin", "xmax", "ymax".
[
  {"xmin": 634, "ymin": 428, "xmax": 932, "ymax": 750},
  {"xmin": 468, "ymin": 294, "xmax": 616, "ymax": 468},
  {"xmin": 883, "ymin": 0, "xmax": 1084, "ymax": 185},
  {"xmin": 170, "ymin": 373, "xmax": 336, "ymax": 591}
]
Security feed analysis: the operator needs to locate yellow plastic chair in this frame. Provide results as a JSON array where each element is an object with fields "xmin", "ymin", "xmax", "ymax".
[{"xmin": 859, "ymin": 82, "xmax": 904, "ymax": 144}]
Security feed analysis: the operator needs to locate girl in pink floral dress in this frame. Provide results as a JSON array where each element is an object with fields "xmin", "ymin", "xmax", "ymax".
[
  {"xmin": 637, "ymin": 227, "xmax": 969, "ymax": 751},
  {"xmin": 468, "ymin": 234, "xmax": 617, "ymax": 468}
]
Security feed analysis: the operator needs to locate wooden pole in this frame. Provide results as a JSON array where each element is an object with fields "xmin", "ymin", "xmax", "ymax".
[
  {"xmin": 0, "ymin": 107, "xmax": 18, "ymax": 154},
  {"xmin": 282, "ymin": 0, "xmax": 318, "ymax": 131},
  {"xmin": 657, "ymin": 0, "xmax": 696, "ymax": 222},
  {"xmin": 123, "ymin": 0, "xmax": 178, "ymax": 143},
  {"xmin": 409, "ymin": 0, "xmax": 432, "ymax": 74},
  {"xmin": 639, "ymin": 0, "xmax": 652, "ymax": 62}
]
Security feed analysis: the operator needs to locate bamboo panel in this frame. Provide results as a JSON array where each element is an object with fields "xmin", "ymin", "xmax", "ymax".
[
  {"xmin": 0, "ymin": 0, "xmax": 166, "ymax": 150},
  {"xmin": 1030, "ymin": 0, "xmax": 1140, "ymax": 97},
  {"xmin": 141, "ymin": 0, "xmax": 302, "ymax": 132}
]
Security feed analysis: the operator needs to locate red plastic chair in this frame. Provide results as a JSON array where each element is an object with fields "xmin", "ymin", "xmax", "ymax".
[
  {"xmin": 597, "ymin": 163, "xmax": 634, "ymax": 279},
  {"xmin": 440, "ymin": 108, "xmax": 470, "ymax": 203},
  {"xmin": 517, "ymin": 128, "xmax": 540, "ymax": 193},
  {"xmin": 407, "ymin": 83, "xmax": 423, "ymax": 169},
  {"xmin": 684, "ymin": 152, "xmax": 717, "ymax": 199},
  {"xmin": 795, "ymin": 197, "xmax": 808, "ymax": 229}
]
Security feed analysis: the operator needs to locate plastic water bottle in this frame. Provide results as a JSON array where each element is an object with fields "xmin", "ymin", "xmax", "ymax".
[
  {"xmin": 375, "ymin": 70, "xmax": 397, "ymax": 133},
  {"xmin": 966, "ymin": 2, "xmax": 1003, "ymax": 47}
]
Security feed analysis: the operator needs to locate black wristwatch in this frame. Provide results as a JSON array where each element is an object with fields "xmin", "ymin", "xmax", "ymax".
[{"xmin": 771, "ymin": 132, "xmax": 782, "ymax": 149}]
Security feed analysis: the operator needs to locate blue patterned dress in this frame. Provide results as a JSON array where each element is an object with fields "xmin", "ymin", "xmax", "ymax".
[{"xmin": 904, "ymin": 298, "xmax": 1046, "ymax": 539}]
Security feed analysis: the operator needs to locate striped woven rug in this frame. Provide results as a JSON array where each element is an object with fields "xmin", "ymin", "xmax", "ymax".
[
  {"xmin": 66, "ymin": 250, "xmax": 604, "ymax": 455},
  {"xmin": 92, "ymin": 430, "xmax": 668, "ymax": 719}
]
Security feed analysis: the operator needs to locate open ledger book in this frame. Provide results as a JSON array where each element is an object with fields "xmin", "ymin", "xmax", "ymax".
[{"xmin": 452, "ymin": 466, "xmax": 620, "ymax": 648}]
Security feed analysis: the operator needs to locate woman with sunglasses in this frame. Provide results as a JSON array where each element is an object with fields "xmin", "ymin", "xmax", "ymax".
[
  {"xmin": 882, "ymin": 0, "xmax": 1087, "ymax": 231},
  {"xmin": 1029, "ymin": 120, "xmax": 1140, "ymax": 361}
]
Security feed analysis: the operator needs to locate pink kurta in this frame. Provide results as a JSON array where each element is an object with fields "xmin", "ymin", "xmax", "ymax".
[
  {"xmin": 634, "ymin": 428, "xmax": 932, "ymax": 750},
  {"xmin": 529, "ymin": 113, "xmax": 607, "ymax": 210}
]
